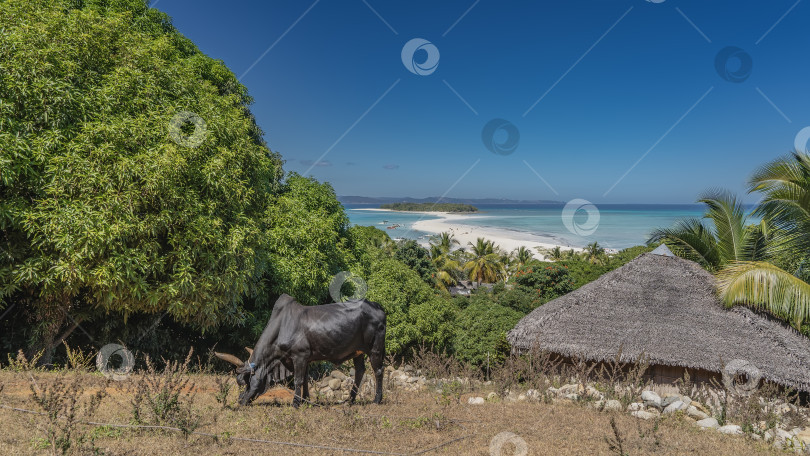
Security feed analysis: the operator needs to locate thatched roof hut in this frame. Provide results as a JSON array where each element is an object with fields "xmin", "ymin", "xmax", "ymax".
[{"xmin": 507, "ymin": 246, "xmax": 810, "ymax": 392}]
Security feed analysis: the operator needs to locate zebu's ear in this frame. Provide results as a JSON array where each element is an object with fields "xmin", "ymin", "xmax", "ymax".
[{"xmin": 214, "ymin": 352, "xmax": 244, "ymax": 368}]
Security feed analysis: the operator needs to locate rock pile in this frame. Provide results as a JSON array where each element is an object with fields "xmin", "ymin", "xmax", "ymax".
[
  {"xmin": 315, "ymin": 367, "xmax": 810, "ymax": 452},
  {"xmin": 313, "ymin": 365, "xmax": 429, "ymax": 400}
]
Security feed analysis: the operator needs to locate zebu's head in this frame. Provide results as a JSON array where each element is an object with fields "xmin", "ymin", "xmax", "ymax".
[
  {"xmin": 215, "ymin": 347, "xmax": 286, "ymax": 405},
  {"xmin": 214, "ymin": 347, "xmax": 255, "ymax": 387}
]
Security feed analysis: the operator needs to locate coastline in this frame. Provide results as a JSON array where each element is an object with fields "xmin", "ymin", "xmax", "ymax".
[{"xmin": 354, "ymin": 208, "xmax": 585, "ymax": 259}]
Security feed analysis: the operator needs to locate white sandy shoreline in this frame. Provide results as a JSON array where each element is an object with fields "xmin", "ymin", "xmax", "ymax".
[{"xmin": 352, "ymin": 208, "xmax": 585, "ymax": 259}]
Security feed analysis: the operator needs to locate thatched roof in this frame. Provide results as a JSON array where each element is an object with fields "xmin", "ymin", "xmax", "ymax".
[{"xmin": 507, "ymin": 250, "xmax": 810, "ymax": 392}]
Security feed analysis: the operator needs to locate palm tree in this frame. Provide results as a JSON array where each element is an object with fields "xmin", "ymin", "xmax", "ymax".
[
  {"xmin": 583, "ymin": 241, "xmax": 606, "ymax": 265},
  {"xmin": 548, "ymin": 246, "xmax": 563, "ymax": 261},
  {"xmin": 512, "ymin": 246, "xmax": 533, "ymax": 268},
  {"xmin": 434, "ymin": 232, "xmax": 460, "ymax": 252},
  {"xmin": 464, "ymin": 238, "xmax": 502, "ymax": 285},
  {"xmin": 648, "ymin": 189, "xmax": 767, "ymax": 271},
  {"xmin": 717, "ymin": 152, "xmax": 810, "ymax": 328}
]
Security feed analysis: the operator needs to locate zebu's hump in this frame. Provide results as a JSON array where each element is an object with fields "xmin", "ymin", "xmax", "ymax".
[{"xmin": 274, "ymin": 293, "xmax": 298, "ymax": 308}]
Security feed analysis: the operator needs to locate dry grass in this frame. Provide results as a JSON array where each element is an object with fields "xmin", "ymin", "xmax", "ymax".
[{"xmin": 0, "ymin": 370, "xmax": 784, "ymax": 456}]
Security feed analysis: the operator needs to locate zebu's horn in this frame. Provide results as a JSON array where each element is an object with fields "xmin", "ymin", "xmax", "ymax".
[
  {"xmin": 245, "ymin": 347, "xmax": 254, "ymax": 359},
  {"xmin": 214, "ymin": 352, "xmax": 244, "ymax": 367}
]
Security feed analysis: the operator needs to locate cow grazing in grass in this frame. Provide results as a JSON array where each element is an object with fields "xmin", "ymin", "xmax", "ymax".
[{"xmin": 215, "ymin": 294, "xmax": 386, "ymax": 407}]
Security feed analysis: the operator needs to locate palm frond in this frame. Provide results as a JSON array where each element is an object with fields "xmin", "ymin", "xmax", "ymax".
[{"xmin": 717, "ymin": 261, "xmax": 810, "ymax": 328}]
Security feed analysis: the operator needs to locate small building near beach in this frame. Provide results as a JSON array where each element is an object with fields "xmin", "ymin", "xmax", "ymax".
[{"xmin": 507, "ymin": 245, "xmax": 810, "ymax": 392}]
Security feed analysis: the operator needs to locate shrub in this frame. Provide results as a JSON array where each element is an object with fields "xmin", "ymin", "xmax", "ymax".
[
  {"xmin": 511, "ymin": 263, "xmax": 575, "ymax": 302},
  {"xmin": 452, "ymin": 301, "xmax": 522, "ymax": 365}
]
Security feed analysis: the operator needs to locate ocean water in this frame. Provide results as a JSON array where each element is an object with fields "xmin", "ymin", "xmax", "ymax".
[{"xmin": 344, "ymin": 203, "xmax": 742, "ymax": 250}]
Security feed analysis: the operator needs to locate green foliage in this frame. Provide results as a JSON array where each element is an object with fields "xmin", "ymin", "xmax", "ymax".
[
  {"xmin": 648, "ymin": 190, "xmax": 766, "ymax": 271},
  {"xmin": 264, "ymin": 173, "xmax": 351, "ymax": 306},
  {"xmin": 511, "ymin": 263, "xmax": 575, "ymax": 302},
  {"xmin": 0, "ymin": 0, "xmax": 283, "ymax": 357},
  {"xmin": 366, "ymin": 258, "xmax": 455, "ymax": 354},
  {"xmin": 452, "ymin": 301, "xmax": 522, "ymax": 365},
  {"xmin": 394, "ymin": 240, "xmax": 437, "ymax": 285},
  {"xmin": 496, "ymin": 287, "xmax": 541, "ymax": 314},
  {"xmin": 380, "ymin": 203, "xmax": 477, "ymax": 212}
]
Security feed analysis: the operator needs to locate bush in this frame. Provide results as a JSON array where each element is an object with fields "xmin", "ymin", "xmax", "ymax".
[
  {"xmin": 366, "ymin": 258, "xmax": 455, "ymax": 354},
  {"xmin": 394, "ymin": 240, "xmax": 437, "ymax": 285},
  {"xmin": 511, "ymin": 263, "xmax": 575, "ymax": 302},
  {"xmin": 496, "ymin": 287, "xmax": 540, "ymax": 314},
  {"xmin": 452, "ymin": 301, "xmax": 522, "ymax": 365}
]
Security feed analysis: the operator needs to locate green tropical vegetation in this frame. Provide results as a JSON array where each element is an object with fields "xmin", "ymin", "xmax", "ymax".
[
  {"xmin": 652, "ymin": 152, "xmax": 810, "ymax": 334},
  {"xmin": 13, "ymin": 0, "xmax": 804, "ymax": 378}
]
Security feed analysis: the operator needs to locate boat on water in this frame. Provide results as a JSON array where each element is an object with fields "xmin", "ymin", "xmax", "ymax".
[{"xmin": 386, "ymin": 223, "xmax": 401, "ymax": 230}]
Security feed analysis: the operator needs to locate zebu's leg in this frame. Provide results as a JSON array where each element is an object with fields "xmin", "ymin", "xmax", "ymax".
[
  {"xmin": 292, "ymin": 358, "xmax": 307, "ymax": 408},
  {"xmin": 370, "ymin": 327, "xmax": 386, "ymax": 404},
  {"xmin": 350, "ymin": 355, "xmax": 365, "ymax": 404},
  {"xmin": 302, "ymin": 364, "xmax": 310, "ymax": 400}
]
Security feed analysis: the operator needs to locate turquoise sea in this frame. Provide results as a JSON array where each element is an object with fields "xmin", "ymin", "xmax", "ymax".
[{"xmin": 344, "ymin": 204, "xmax": 752, "ymax": 250}]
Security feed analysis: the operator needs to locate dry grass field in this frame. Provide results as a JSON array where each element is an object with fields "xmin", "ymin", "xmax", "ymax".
[{"xmin": 0, "ymin": 369, "xmax": 785, "ymax": 456}]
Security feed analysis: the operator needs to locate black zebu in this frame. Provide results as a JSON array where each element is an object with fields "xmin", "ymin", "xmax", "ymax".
[{"xmin": 215, "ymin": 294, "xmax": 386, "ymax": 407}]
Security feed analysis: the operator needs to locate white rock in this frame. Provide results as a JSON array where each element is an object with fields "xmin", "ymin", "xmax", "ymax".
[
  {"xmin": 559, "ymin": 383, "xmax": 582, "ymax": 395},
  {"xmin": 328, "ymin": 378, "xmax": 342, "ymax": 390},
  {"xmin": 718, "ymin": 424, "xmax": 743, "ymax": 435},
  {"xmin": 686, "ymin": 406, "xmax": 709, "ymax": 420},
  {"xmin": 604, "ymin": 400, "xmax": 623, "ymax": 411},
  {"xmin": 585, "ymin": 386, "xmax": 604, "ymax": 399},
  {"xmin": 486, "ymin": 392, "xmax": 498, "ymax": 401},
  {"xmin": 517, "ymin": 394, "xmax": 527, "ymax": 401},
  {"xmin": 663, "ymin": 400, "xmax": 684, "ymax": 414},
  {"xmin": 695, "ymin": 418, "xmax": 719, "ymax": 429},
  {"xmin": 627, "ymin": 402, "xmax": 645, "ymax": 412},
  {"xmin": 468, "ymin": 397, "xmax": 485, "ymax": 405},
  {"xmin": 526, "ymin": 389, "xmax": 541, "ymax": 400},
  {"xmin": 331, "ymin": 370, "xmax": 347, "ymax": 380},
  {"xmin": 775, "ymin": 428, "xmax": 792, "ymax": 441},
  {"xmin": 563, "ymin": 393, "xmax": 580, "ymax": 401},
  {"xmin": 631, "ymin": 410, "xmax": 657, "ymax": 420},
  {"xmin": 641, "ymin": 390, "xmax": 662, "ymax": 409}
]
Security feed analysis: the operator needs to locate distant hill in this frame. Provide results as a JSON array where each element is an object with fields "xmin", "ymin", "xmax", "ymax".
[{"xmin": 338, "ymin": 196, "xmax": 563, "ymax": 205}]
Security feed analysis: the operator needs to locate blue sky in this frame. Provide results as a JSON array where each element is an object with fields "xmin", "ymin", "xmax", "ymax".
[{"xmin": 154, "ymin": 0, "xmax": 809, "ymax": 203}]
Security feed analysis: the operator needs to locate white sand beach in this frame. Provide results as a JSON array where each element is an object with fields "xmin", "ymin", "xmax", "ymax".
[{"xmin": 356, "ymin": 209, "xmax": 585, "ymax": 260}]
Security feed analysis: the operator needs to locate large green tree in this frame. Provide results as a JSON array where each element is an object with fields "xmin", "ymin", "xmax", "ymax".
[{"xmin": 0, "ymin": 0, "xmax": 283, "ymax": 359}]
